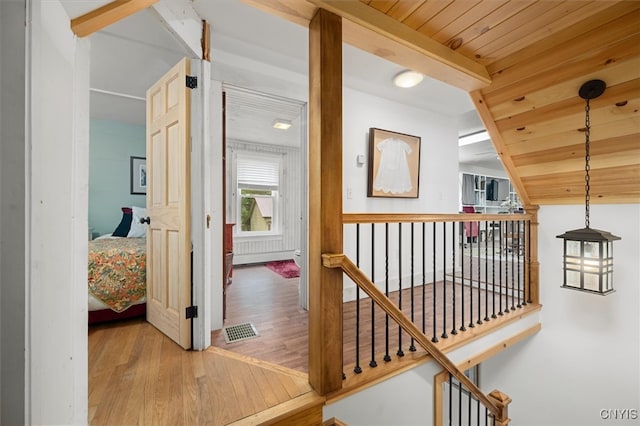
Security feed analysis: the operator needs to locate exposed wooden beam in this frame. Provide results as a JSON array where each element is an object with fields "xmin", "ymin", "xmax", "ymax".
[
  {"xmin": 71, "ymin": 0, "xmax": 158, "ymax": 38},
  {"xmin": 240, "ymin": 0, "xmax": 317, "ymax": 27},
  {"xmin": 202, "ymin": 20, "xmax": 210, "ymax": 62},
  {"xmin": 151, "ymin": 0, "xmax": 204, "ymax": 59},
  {"xmin": 309, "ymin": 0, "xmax": 491, "ymax": 92}
]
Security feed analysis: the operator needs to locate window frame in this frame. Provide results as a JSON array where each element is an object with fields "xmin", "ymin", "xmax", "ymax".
[{"xmin": 233, "ymin": 151, "xmax": 282, "ymax": 238}]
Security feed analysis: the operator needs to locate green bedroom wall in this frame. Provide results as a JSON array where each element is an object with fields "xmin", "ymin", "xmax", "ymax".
[{"xmin": 89, "ymin": 119, "xmax": 146, "ymax": 237}]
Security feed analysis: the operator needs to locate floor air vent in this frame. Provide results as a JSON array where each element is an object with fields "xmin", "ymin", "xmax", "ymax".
[{"xmin": 223, "ymin": 322, "xmax": 258, "ymax": 343}]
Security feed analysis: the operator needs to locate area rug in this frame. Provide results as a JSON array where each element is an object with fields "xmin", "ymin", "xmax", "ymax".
[{"xmin": 265, "ymin": 259, "xmax": 300, "ymax": 279}]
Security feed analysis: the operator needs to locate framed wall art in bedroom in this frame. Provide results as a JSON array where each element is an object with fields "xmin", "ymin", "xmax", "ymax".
[{"xmin": 130, "ymin": 156, "xmax": 147, "ymax": 195}]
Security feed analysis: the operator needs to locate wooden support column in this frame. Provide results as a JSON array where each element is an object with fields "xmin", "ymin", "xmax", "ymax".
[
  {"xmin": 488, "ymin": 390, "xmax": 512, "ymax": 426},
  {"xmin": 525, "ymin": 204, "xmax": 540, "ymax": 304},
  {"xmin": 308, "ymin": 8, "xmax": 343, "ymax": 395}
]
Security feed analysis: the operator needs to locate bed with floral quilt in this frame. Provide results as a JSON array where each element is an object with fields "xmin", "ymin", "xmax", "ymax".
[{"xmin": 88, "ymin": 236, "xmax": 146, "ymax": 324}]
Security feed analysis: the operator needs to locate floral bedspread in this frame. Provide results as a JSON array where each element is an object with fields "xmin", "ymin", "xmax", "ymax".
[{"xmin": 88, "ymin": 238, "xmax": 146, "ymax": 313}]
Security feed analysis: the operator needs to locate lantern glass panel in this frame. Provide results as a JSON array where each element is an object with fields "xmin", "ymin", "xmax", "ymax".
[
  {"xmin": 603, "ymin": 272, "xmax": 611, "ymax": 291},
  {"xmin": 567, "ymin": 240, "xmax": 581, "ymax": 257},
  {"xmin": 566, "ymin": 270, "xmax": 581, "ymax": 287},
  {"xmin": 584, "ymin": 241, "xmax": 599, "ymax": 259},
  {"xmin": 584, "ymin": 273, "xmax": 599, "ymax": 292}
]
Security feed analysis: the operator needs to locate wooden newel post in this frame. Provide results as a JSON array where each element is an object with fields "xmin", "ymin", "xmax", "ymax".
[
  {"xmin": 488, "ymin": 390, "xmax": 512, "ymax": 426},
  {"xmin": 308, "ymin": 8, "xmax": 344, "ymax": 395},
  {"xmin": 524, "ymin": 204, "xmax": 539, "ymax": 305}
]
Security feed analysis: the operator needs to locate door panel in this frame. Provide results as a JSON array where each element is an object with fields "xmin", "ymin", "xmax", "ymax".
[{"xmin": 146, "ymin": 57, "xmax": 192, "ymax": 349}]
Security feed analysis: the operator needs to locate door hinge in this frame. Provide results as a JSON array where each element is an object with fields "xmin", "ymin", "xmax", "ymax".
[
  {"xmin": 185, "ymin": 305, "xmax": 198, "ymax": 319},
  {"xmin": 186, "ymin": 75, "xmax": 198, "ymax": 89}
]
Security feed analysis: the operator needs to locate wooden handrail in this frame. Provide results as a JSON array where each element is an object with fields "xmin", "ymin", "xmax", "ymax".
[
  {"xmin": 343, "ymin": 212, "xmax": 532, "ymax": 224},
  {"xmin": 322, "ymin": 253, "xmax": 506, "ymax": 421}
]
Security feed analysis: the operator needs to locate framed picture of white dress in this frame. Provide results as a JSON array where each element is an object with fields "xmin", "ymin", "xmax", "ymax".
[{"xmin": 367, "ymin": 128, "xmax": 421, "ymax": 198}]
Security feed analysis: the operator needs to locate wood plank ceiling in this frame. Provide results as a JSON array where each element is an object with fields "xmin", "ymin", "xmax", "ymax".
[{"xmin": 244, "ymin": 0, "xmax": 640, "ymax": 205}]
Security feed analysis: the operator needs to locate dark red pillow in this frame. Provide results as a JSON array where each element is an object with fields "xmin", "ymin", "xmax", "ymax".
[{"xmin": 112, "ymin": 207, "xmax": 133, "ymax": 237}]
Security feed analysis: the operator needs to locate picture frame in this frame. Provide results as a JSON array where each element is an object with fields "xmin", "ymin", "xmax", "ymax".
[
  {"xmin": 130, "ymin": 156, "xmax": 147, "ymax": 195},
  {"xmin": 367, "ymin": 128, "xmax": 421, "ymax": 198}
]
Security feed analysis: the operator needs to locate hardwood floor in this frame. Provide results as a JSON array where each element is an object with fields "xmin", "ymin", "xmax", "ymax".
[
  {"xmin": 88, "ymin": 263, "xmax": 536, "ymax": 424},
  {"xmin": 88, "ymin": 318, "xmax": 318, "ymax": 425},
  {"xmin": 212, "ymin": 263, "xmax": 529, "ymax": 376},
  {"xmin": 211, "ymin": 265, "xmax": 309, "ymax": 372}
]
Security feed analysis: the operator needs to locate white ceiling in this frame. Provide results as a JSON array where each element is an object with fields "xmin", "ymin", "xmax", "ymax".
[{"xmin": 63, "ymin": 0, "xmax": 501, "ymax": 170}]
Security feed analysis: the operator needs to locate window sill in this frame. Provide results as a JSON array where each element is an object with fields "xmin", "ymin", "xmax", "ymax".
[{"xmin": 235, "ymin": 233, "xmax": 283, "ymax": 242}]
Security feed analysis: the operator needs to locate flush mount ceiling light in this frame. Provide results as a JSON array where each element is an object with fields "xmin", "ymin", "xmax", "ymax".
[
  {"xmin": 556, "ymin": 79, "xmax": 621, "ymax": 296},
  {"xmin": 393, "ymin": 70, "xmax": 424, "ymax": 88},
  {"xmin": 272, "ymin": 119, "xmax": 292, "ymax": 130}
]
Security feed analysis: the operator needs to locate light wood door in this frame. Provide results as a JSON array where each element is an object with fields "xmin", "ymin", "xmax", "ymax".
[{"xmin": 146, "ymin": 58, "xmax": 192, "ymax": 349}]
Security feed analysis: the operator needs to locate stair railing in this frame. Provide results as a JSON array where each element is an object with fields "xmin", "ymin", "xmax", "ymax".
[{"xmin": 323, "ymin": 253, "xmax": 512, "ymax": 424}]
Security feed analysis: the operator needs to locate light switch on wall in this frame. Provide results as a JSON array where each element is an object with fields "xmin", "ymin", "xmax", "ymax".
[{"xmin": 356, "ymin": 154, "xmax": 365, "ymax": 166}]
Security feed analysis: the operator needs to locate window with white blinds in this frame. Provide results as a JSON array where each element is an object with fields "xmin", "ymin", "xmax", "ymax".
[{"xmin": 236, "ymin": 156, "xmax": 279, "ymax": 190}]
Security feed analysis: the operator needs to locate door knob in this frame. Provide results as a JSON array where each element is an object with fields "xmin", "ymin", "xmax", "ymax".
[{"xmin": 140, "ymin": 217, "xmax": 151, "ymax": 225}]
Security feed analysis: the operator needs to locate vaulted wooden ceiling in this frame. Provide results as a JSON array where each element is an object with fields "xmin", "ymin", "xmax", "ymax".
[{"xmin": 244, "ymin": 0, "xmax": 640, "ymax": 206}]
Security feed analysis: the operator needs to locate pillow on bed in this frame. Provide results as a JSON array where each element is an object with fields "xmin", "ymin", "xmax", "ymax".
[
  {"xmin": 127, "ymin": 206, "xmax": 147, "ymax": 238},
  {"xmin": 112, "ymin": 207, "xmax": 133, "ymax": 237}
]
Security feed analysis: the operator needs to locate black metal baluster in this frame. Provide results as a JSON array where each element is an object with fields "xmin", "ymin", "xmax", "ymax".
[
  {"xmin": 499, "ymin": 220, "xmax": 504, "ymax": 316},
  {"xmin": 458, "ymin": 375, "xmax": 462, "ymax": 426},
  {"xmin": 442, "ymin": 222, "xmax": 448, "ymax": 339},
  {"xmin": 468, "ymin": 382, "xmax": 472, "ymax": 426},
  {"xmin": 397, "ymin": 223, "xmax": 404, "ymax": 357},
  {"xmin": 432, "ymin": 222, "xmax": 438, "ymax": 343},
  {"xmin": 370, "ymin": 223, "xmax": 377, "ymax": 368},
  {"xmin": 451, "ymin": 222, "xmax": 458, "ymax": 335},
  {"xmin": 477, "ymin": 220, "xmax": 482, "ymax": 325},
  {"xmin": 491, "ymin": 221, "xmax": 497, "ymax": 319},
  {"xmin": 410, "ymin": 223, "xmax": 416, "ymax": 351},
  {"xmin": 504, "ymin": 221, "xmax": 510, "ymax": 313},
  {"xmin": 517, "ymin": 220, "xmax": 522, "ymax": 308},
  {"xmin": 354, "ymin": 224, "xmax": 362, "ymax": 374},
  {"xmin": 484, "ymin": 221, "xmax": 489, "ymax": 322},
  {"xmin": 476, "ymin": 397, "xmax": 480, "ymax": 426},
  {"xmin": 460, "ymin": 221, "xmax": 466, "ymax": 332},
  {"xmin": 510, "ymin": 221, "xmax": 516, "ymax": 311},
  {"xmin": 449, "ymin": 373, "xmax": 453, "ymax": 426},
  {"xmin": 468, "ymin": 221, "xmax": 475, "ymax": 329},
  {"xmin": 485, "ymin": 406, "xmax": 488, "ymax": 426},
  {"xmin": 422, "ymin": 222, "xmax": 427, "ymax": 334},
  {"xmin": 384, "ymin": 223, "xmax": 391, "ymax": 362}
]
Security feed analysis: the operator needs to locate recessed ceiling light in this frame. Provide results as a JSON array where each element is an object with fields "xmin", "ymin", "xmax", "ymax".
[
  {"xmin": 273, "ymin": 119, "xmax": 292, "ymax": 130},
  {"xmin": 393, "ymin": 70, "xmax": 424, "ymax": 88}
]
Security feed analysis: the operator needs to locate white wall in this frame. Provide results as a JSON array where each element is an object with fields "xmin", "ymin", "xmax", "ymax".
[
  {"xmin": 324, "ymin": 311, "xmax": 542, "ymax": 424},
  {"xmin": 482, "ymin": 204, "xmax": 640, "ymax": 426},
  {"xmin": 342, "ymin": 87, "xmax": 459, "ymax": 301},
  {"xmin": 0, "ymin": 1, "xmax": 26, "ymax": 423},
  {"xmin": 343, "ymin": 87, "xmax": 459, "ymax": 215},
  {"xmin": 25, "ymin": 1, "xmax": 89, "ymax": 423}
]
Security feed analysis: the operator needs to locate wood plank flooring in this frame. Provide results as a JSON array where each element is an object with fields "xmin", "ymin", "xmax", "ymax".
[
  {"xmin": 212, "ymin": 264, "xmax": 530, "ymax": 375},
  {"xmin": 89, "ymin": 262, "xmax": 537, "ymax": 424},
  {"xmin": 211, "ymin": 265, "xmax": 310, "ymax": 372},
  {"xmin": 88, "ymin": 319, "xmax": 316, "ymax": 425}
]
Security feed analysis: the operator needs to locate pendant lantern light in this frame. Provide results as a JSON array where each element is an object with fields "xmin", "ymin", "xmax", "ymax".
[{"xmin": 556, "ymin": 80, "xmax": 621, "ymax": 295}]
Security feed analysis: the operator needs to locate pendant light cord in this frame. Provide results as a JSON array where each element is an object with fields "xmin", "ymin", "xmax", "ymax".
[{"xmin": 584, "ymin": 98, "xmax": 591, "ymax": 229}]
